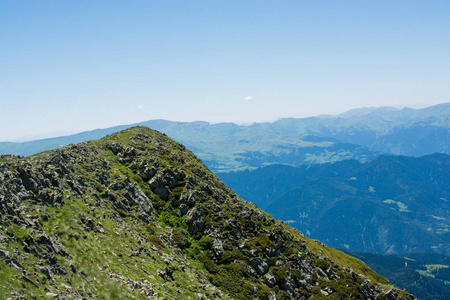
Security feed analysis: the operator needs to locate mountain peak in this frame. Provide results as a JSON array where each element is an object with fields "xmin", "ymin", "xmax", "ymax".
[
  {"xmin": 337, "ymin": 106, "xmax": 399, "ymax": 118},
  {"xmin": 0, "ymin": 127, "xmax": 414, "ymax": 299}
]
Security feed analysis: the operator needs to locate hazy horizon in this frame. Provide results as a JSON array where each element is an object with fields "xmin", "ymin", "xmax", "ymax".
[
  {"xmin": 2, "ymin": 102, "xmax": 447, "ymax": 142},
  {"xmin": 1, "ymin": 1, "xmax": 449, "ymax": 141}
]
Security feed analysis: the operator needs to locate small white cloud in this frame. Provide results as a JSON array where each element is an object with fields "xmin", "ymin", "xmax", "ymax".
[
  {"xmin": 138, "ymin": 105, "xmax": 147, "ymax": 110},
  {"xmin": 244, "ymin": 96, "xmax": 253, "ymax": 101}
]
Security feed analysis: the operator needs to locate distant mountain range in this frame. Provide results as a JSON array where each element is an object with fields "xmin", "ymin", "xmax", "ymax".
[
  {"xmin": 1, "ymin": 103, "xmax": 449, "ymax": 172},
  {"xmin": 219, "ymin": 153, "xmax": 450, "ymax": 256}
]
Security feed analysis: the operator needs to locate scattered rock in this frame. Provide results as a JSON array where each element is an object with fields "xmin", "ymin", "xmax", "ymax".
[
  {"xmin": 265, "ymin": 273, "xmax": 276, "ymax": 287},
  {"xmin": 282, "ymin": 279, "xmax": 296, "ymax": 295},
  {"xmin": 149, "ymin": 173, "xmax": 171, "ymax": 200},
  {"xmin": 268, "ymin": 291, "xmax": 276, "ymax": 300},
  {"xmin": 186, "ymin": 206, "xmax": 205, "ymax": 234},
  {"xmin": 212, "ymin": 238, "xmax": 224, "ymax": 259},
  {"xmin": 45, "ymin": 292, "xmax": 58, "ymax": 298},
  {"xmin": 250, "ymin": 258, "xmax": 269, "ymax": 275}
]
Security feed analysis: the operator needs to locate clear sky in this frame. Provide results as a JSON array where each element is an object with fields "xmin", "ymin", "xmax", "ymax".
[{"xmin": 1, "ymin": 1, "xmax": 449, "ymax": 141}]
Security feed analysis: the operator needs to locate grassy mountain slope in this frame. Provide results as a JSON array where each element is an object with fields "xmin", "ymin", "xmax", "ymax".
[
  {"xmin": 0, "ymin": 127, "xmax": 413, "ymax": 299},
  {"xmin": 218, "ymin": 154, "xmax": 450, "ymax": 255}
]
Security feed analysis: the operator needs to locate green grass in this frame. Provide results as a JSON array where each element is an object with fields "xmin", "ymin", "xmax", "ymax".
[{"xmin": 417, "ymin": 264, "xmax": 450, "ymax": 279}]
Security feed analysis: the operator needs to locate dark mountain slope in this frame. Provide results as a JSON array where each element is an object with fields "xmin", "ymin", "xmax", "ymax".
[
  {"xmin": 0, "ymin": 127, "xmax": 413, "ymax": 299},
  {"xmin": 219, "ymin": 154, "xmax": 450, "ymax": 255},
  {"xmin": 343, "ymin": 251, "xmax": 450, "ymax": 300}
]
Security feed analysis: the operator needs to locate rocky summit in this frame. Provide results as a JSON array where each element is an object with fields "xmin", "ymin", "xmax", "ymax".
[{"xmin": 0, "ymin": 127, "xmax": 414, "ymax": 299}]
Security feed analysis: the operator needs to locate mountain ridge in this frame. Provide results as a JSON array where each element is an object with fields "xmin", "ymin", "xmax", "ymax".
[
  {"xmin": 0, "ymin": 127, "xmax": 414, "ymax": 299},
  {"xmin": 1, "ymin": 103, "xmax": 448, "ymax": 172}
]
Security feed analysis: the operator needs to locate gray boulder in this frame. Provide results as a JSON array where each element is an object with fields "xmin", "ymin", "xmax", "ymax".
[
  {"xmin": 250, "ymin": 258, "xmax": 269, "ymax": 275},
  {"xmin": 264, "ymin": 273, "xmax": 276, "ymax": 287},
  {"xmin": 186, "ymin": 206, "xmax": 205, "ymax": 234},
  {"xmin": 212, "ymin": 238, "xmax": 224, "ymax": 259},
  {"xmin": 149, "ymin": 173, "xmax": 170, "ymax": 200}
]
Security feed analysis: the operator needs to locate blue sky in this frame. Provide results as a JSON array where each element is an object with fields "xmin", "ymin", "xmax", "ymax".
[{"xmin": 1, "ymin": 1, "xmax": 449, "ymax": 141}]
